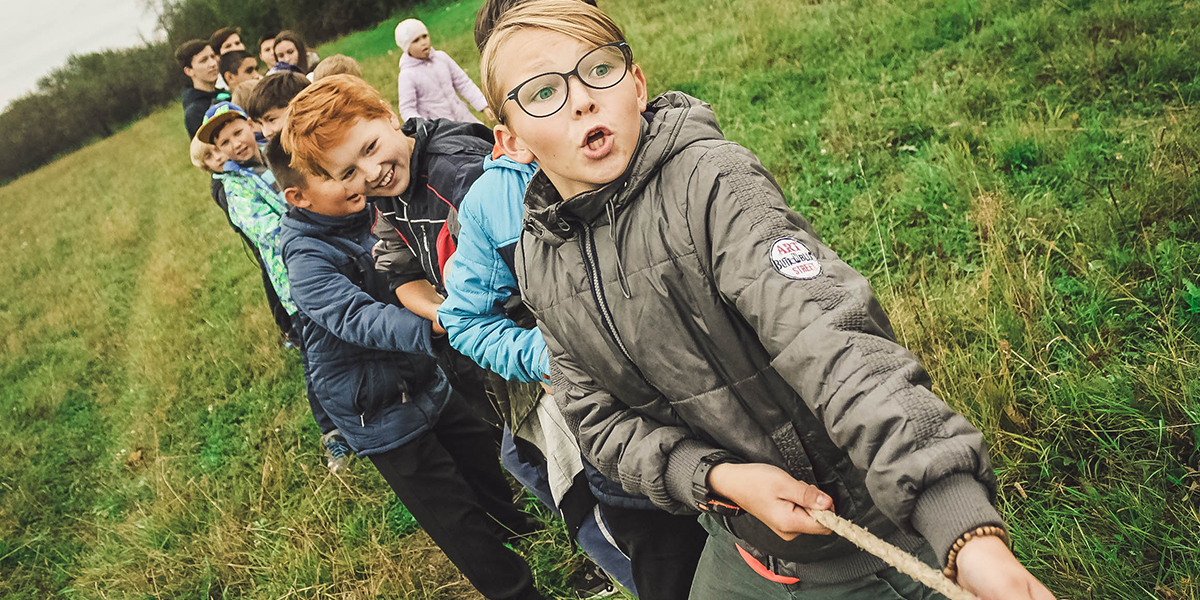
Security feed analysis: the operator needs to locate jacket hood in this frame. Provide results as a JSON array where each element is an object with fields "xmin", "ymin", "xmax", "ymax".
[
  {"xmin": 484, "ymin": 154, "xmax": 538, "ymax": 176},
  {"xmin": 523, "ymin": 92, "xmax": 723, "ymax": 246}
]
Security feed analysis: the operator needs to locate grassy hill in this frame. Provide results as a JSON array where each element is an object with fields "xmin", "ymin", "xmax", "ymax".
[{"xmin": 2, "ymin": 0, "xmax": 1198, "ymax": 598}]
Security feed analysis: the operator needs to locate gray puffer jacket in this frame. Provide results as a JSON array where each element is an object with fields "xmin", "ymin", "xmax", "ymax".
[{"xmin": 517, "ymin": 92, "xmax": 1004, "ymax": 583}]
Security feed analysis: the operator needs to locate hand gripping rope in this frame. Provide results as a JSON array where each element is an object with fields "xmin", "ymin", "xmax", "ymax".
[{"xmin": 808, "ymin": 510, "xmax": 977, "ymax": 600}]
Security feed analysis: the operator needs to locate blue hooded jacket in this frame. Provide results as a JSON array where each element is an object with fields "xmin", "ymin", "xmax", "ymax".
[
  {"xmin": 438, "ymin": 155, "xmax": 654, "ymax": 509},
  {"xmin": 281, "ymin": 205, "xmax": 449, "ymax": 456},
  {"xmin": 438, "ymin": 155, "xmax": 550, "ymax": 383}
]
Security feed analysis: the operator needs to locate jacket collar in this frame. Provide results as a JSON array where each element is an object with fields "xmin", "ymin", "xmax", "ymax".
[{"xmin": 287, "ymin": 204, "xmax": 375, "ymax": 237}]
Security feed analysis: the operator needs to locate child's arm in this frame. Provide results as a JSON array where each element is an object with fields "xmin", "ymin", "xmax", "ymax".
[
  {"xmin": 395, "ymin": 280, "xmax": 445, "ymax": 334},
  {"xmin": 439, "ymin": 198, "xmax": 550, "ymax": 384},
  {"xmin": 444, "ymin": 52, "xmax": 490, "ymax": 115},
  {"xmin": 396, "ymin": 71, "xmax": 419, "ymax": 121},
  {"xmin": 689, "ymin": 144, "xmax": 1051, "ymax": 599},
  {"xmin": 285, "ymin": 241, "xmax": 433, "ymax": 354}
]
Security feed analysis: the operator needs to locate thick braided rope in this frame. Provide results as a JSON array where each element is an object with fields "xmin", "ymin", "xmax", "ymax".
[{"xmin": 809, "ymin": 510, "xmax": 978, "ymax": 600}]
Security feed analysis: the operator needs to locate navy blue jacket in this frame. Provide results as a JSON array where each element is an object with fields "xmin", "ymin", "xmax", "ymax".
[{"xmin": 280, "ymin": 205, "xmax": 449, "ymax": 455}]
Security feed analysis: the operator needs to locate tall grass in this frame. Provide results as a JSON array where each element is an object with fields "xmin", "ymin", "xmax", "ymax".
[{"xmin": 1, "ymin": 0, "xmax": 1197, "ymax": 598}]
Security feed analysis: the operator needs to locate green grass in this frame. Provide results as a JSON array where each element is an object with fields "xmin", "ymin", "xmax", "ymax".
[{"xmin": 2, "ymin": 0, "xmax": 1199, "ymax": 598}]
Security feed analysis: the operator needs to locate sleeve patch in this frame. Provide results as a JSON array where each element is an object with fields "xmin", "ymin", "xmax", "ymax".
[{"xmin": 770, "ymin": 238, "xmax": 822, "ymax": 280}]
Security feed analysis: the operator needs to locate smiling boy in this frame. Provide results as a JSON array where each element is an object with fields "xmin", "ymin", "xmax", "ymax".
[
  {"xmin": 269, "ymin": 133, "xmax": 547, "ymax": 600},
  {"xmin": 480, "ymin": 2, "xmax": 1058, "ymax": 600},
  {"xmin": 282, "ymin": 75, "xmax": 504, "ymax": 432}
]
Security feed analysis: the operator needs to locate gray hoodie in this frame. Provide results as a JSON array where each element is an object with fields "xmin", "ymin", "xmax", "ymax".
[{"xmin": 517, "ymin": 92, "xmax": 1005, "ymax": 583}]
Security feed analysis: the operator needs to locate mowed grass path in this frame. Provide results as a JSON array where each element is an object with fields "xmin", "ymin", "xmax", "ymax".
[{"xmin": 2, "ymin": 0, "xmax": 1198, "ymax": 598}]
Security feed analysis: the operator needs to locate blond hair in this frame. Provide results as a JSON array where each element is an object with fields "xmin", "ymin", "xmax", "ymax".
[
  {"xmin": 189, "ymin": 135, "xmax": 219, "ymax": 173},
  {"xmin": 480, "ymin": 0, "xmax": 626, "ymax": 122},
  {"xmin": 280, "ymin": 74, "xmax": 392, "ymax": 177},
  {"xmin": 312, "ymin": 54, "xmax": 363, "ymax": 81},
  {"xmin": 230, "ymin": 80, "xmax": 260, "ymax": 109}
]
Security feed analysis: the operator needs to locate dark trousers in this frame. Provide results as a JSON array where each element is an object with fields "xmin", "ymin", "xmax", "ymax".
[
  {"xmin": 600, "ymin": 503, "xmax": 709, "ymax": 600},
  {"xmin": 368, "ymin": 394, "xmax": 543, "ymax": 600}
]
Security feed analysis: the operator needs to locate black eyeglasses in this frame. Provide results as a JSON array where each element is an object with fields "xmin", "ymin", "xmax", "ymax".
[{"xmin": 501, "ymin": 42, "xmax": 632, "ymax": 122}]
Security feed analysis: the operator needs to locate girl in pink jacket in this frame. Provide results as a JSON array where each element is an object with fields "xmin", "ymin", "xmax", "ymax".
[{"xmin": 395, "ymin": 19, "xmax": 497, "ymax": 124}]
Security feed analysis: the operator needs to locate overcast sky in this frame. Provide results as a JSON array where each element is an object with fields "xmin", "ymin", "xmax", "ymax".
[{"xmin": 0, "ymin": 0, "xmax": 162, "ymax": 110}]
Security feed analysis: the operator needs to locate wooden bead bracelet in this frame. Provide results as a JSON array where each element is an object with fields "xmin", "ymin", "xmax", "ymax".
[{"xmin": 942, "ymin": 525, "xmax": 1010, "ymax": 582}]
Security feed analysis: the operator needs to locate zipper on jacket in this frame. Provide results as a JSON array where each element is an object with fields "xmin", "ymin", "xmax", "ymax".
[{"xmin": 579, "ymin": 224, "xmax": 637, "ymax": 366}]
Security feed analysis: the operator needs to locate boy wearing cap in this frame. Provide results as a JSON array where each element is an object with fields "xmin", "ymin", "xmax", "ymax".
[
  {"xmin": 197, "ymin": 103, "xmax": 353, "ymax": 474},
  {"xmin": 395, "ymin": 19, "xmax": 495, "ymax": 123},
  {"xmin": 176, "ymin": 40, "xmax": 223, "ymax": 137}
]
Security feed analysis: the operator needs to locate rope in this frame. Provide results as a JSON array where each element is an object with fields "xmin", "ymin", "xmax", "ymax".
[{"xmin": 808, "ymin": 510, "xmax": 978, "ymax": 600}]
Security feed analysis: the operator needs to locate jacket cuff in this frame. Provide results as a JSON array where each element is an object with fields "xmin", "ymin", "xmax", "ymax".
[
  {"xmin": 910, "ymin": 472, "xmax": 1006, "ymax": 567},
  {"xmin": 665, "ymin": 439, "xmax": 725, "ymax": 508}
]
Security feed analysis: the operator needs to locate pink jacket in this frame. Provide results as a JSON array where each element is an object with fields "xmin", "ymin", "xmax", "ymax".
[{"xmin": 397, "ymin": 50, "xmax": 488, "ymax": 123}]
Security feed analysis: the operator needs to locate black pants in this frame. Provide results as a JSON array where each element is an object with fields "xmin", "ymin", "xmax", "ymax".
[
  {"xmin": 368, "ymin": 394, "xmax": 543, "ymax": 600},
  {"xmin": 601, "ymin": 503, "xmax": 709, "ymax": 600}
]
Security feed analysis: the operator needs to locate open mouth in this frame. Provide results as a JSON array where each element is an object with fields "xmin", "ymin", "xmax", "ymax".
[{"xmin": 581, "ymin": 126, "xmax": 613, "ymax": 159}]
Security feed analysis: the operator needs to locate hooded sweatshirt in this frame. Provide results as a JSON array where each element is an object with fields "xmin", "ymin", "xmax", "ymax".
[
  {"xmin": 517, "ymin": 92, "xmax": 1005, "ymax": 583},
  {"xmin": 396, "ymin": 50, "xmax": 489, "ymax": 123}
]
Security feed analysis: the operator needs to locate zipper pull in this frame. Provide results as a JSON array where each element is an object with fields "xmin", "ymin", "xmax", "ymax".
[{"xmin": 360, "ymin": 414, "xmax": 365, "ymax": 427}]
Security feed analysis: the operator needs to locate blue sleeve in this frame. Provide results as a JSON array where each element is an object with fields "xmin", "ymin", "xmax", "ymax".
[
  {"xmin": 287, "ymin": 240, "xmax": 434, "ymax": 354},
  {"xmin": 438, "ymin": 178, "xmax": 550, "ymax": 383}
]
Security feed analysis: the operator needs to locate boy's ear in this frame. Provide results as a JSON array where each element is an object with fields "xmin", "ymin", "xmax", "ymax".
[
  {"xmin": 494, "ymin": 124, "xmax": 535, "ymax": 165},
  {"xmin": 283, "ymin": 187, "xmax": 310, "ymax": 209},
  {"xmin": 387, "ymin": 106, "xmax": 401, "ymax": 130},
  {"xmin": 183, "ymin": 65, "xmax": 195, "ymax": 79},
  {"xmin": 632, "ymin": 64, "xmax": 649, "ymax": 113}
]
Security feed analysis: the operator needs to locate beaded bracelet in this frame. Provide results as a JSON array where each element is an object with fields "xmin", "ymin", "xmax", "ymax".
[{"xmin": 942, "ymin": 525, "xmax": 1010, "ymax": 582}]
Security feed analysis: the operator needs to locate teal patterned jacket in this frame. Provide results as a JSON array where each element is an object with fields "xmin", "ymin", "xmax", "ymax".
[{"xmin": 217, "ymin": 160, "xmax": 297, "ymax": 315}]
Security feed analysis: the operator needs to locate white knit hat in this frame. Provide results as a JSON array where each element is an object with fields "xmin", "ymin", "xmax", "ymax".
[{"xmin": 394, "ymin": 19, "xmax": 429, "ymax": 54}]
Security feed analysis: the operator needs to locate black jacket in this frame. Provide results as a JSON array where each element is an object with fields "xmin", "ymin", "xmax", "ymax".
[
  {"xmin": 183, "ymin": 86, "xmax": 220, "ymax": 138},
  {"xmin": 370, "ymin": 118, "xmax": 494, "ymax": 294}
]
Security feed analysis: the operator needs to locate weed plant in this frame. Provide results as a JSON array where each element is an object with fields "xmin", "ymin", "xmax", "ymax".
[{"xmin": 1, "ymin": 0, "xmax": 1197, "ymax": 598}]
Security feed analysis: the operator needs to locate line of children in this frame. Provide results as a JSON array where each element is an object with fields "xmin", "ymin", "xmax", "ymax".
[
  {"xmin": 174, "ymin": 6, "xmax": 1058, "ymax": 600},
  {"xmin": 195, "ymin": 99, "xmax": 352, "ymax": 474},
  {"xmin": 472, "ymin": 1, "xmax": 1059, "ymax": 599},
  {"xmin": 276, "ymin": 79, "xmax": 554, "ymax": 600}
]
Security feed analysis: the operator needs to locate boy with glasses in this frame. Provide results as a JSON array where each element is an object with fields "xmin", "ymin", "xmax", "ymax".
[{"xmin": 479, "ymin": 1, "xmax": 1059, "ymax": 599}]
